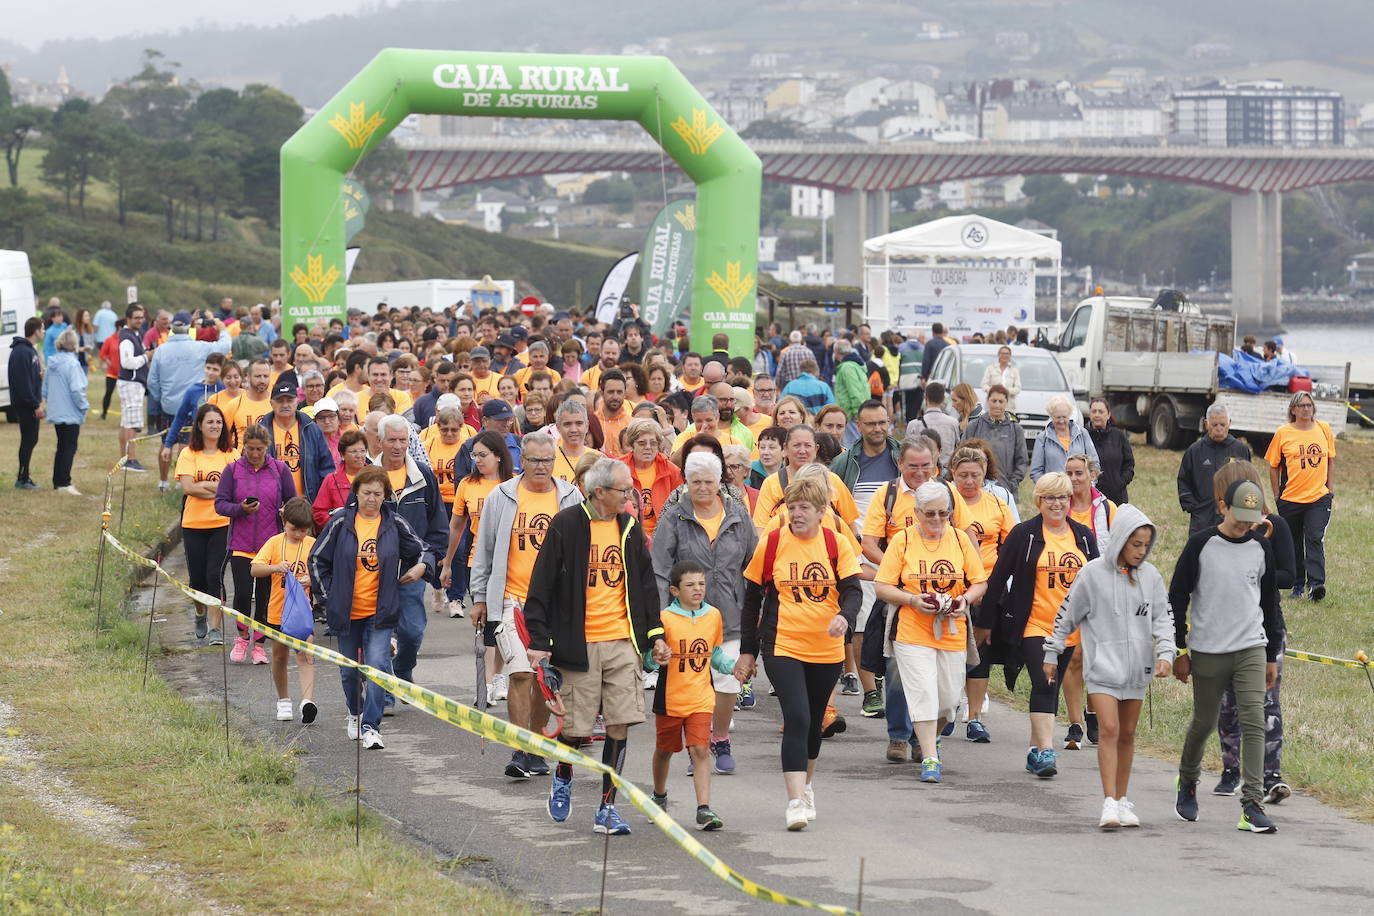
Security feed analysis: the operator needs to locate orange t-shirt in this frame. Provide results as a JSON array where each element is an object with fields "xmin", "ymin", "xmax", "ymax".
[
  {"xmin": 1071, "ymin": 499, "xmax": 1116, "ymax": 537},
  {"xmin": 175, "ymin": 447, "xmax": 237, "ymax": 529},
  {"xmin": 1265, "ymin": 422, "xmax": 1335, "ymax": 504},
  {"xmin": 471, "ymin": 372, "xmax": 502, "ymax": 402},
  {"xmin": 513, "ymin": 364, "xmax": 561, "ymax": 392},
  {"xmin": 389, "ymin": 388, "xmax": 414, "ymax": 414},
  {"xmin": 426, "ymin": 436, "xmax": 464, "ymax": 503},
  {"xmin": 271, "ymin": 419, "xmax": 305, "ymax": 497},
  {"xmin": 505, "ymin": 483, "xmax": 560, "ymax": 602},
  {"xmin": 697, "ymin": 506, "xmax": 724, "ymax": 542},
  {"xmin": 763, "ymin": 506, "xmax": 861, "ymax": 553},
  {"xmin": 584, "ymin": 519, "xmax": 630, "ymax": 642},
  {"xmin": 252, "ymin": 533, "xmax": 315, "ymax": 625},
  {"xmin": 963, "ymin": 490, "xmax": 1015, "ymax": 570},
  {"xmin": 860, "ymin": 479, "xmax": 971, "ymax": 542},
  {"xmin": 235, "ymin": 395, "xmax": 272, "ymax": 444},
  {"xmin": 634, "ymin": 462, "xmax": 659, "ymax": 537},
  {"xmin": 658, "ymin": 605, "xmax": 723, "ymax": 718},
  {"xmin": 1026, "ymin": 527, "xmax": 1086, "ymax": 641},
  {"xmin": 752, "ymin": 469, "xmax": 859, "ymax": 531},
  {"xmin": 875, "ymin": 526, "xmax": 986, "ymax": 651},
  {"xmin": 743, "ymin": 528, "xmax": 862, "ymax": 664},
  {"xmin": 553, "ymin": 445, "xmax": 603, "ymax": 484},
  {"xmin": 455, "ymin": 476, "xmax": 499, "ymax": 568},
  {"xmin": 209, "ymin": 390, "xmax": 243, "ymax": 445},
  {"xmin": 352, "ymin": 514, "xmax": 381, "ymax": 620},
  {"xmin": 386, "ymin": 465, "xmax": 408, "ymax": 494}
]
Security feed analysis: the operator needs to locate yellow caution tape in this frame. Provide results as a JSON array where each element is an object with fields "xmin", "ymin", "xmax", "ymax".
[
  {"xmin": 1284, "ymin": 648, "xmax": 1371, "ymax": 671},
  {"xmin": 100, "ymin": 532, "xmax": 860, "ymax": 915}
]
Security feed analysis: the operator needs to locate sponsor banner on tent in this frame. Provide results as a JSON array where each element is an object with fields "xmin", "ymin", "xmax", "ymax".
[
  {"xmin": 639, "ymin": 200, "xmax": 695, "ymax": 338},
  {"xmin": 874, "ymin": 264, "xmax": 1033, "ymax": 333}
]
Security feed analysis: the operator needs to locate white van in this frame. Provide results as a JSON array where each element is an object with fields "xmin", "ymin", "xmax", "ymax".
[{"xmin": 0, "ymin": 250, "xmax": 39, "ymax": 417}]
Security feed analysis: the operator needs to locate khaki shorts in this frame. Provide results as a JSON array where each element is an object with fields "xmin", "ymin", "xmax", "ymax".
[
  {"xmin": 494, "ymin": 595, "xmax": 532, "ymax": 675},
  {"xmin": 560, "ymin": 639, "xmax": 645, "ymax": 737}
]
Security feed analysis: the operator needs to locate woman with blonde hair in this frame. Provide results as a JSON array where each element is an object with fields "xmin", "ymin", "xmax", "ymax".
[
  {"xmin": 772, "ymin": 394, "xmax": 810, "ymax": 431},
  {"xmin": 974, "ymin": 471, "xmax": 1098, "ymax": 778},
  {"xmin": 1264, "ymin": 390, "xmax": 1334, "ymax": 602},
  {"xmin": 736, "ymin": 473, "xmax": 862, "ymax": 830},
  {"xmin": 950, "ymin": 382, "xmax": 979, "ymax": 432}
]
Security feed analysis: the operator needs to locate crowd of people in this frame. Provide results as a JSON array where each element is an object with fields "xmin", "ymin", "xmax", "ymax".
[{"xmin": 7, "ymin": 294, "xmax": 1337, "ymax": 839}]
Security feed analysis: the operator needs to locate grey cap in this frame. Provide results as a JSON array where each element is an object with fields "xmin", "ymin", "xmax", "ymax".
[
  {"xmin": 469, "ymin": 345, "xmax": 491, "ymax": 359},
  {"xmin": 1224, "ymin": 479, "xmax": 1264, "ymax": 524}
]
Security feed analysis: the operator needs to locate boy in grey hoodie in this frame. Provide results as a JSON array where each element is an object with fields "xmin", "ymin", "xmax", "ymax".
[{"xmin": 1045, "ymin": 504, "xmax": 1175, "ymax": 829}]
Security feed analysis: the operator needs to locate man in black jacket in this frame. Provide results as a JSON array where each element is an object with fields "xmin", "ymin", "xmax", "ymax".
[
  {"xmin": 9, "ymin": 317, "xmax": 44, "ymax": 490},
  {"xmin": 1177, "ymin": 404, "xmax": 1252, "ymax": 536},
  {"xmin": 525, "ymin": 457, "xmax": 668, "ymax": 836}
]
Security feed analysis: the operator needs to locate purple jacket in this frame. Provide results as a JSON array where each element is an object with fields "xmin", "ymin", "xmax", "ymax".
[{"xmin": 213, "ymin": 455, "xmax": 297, "ymax": 554}]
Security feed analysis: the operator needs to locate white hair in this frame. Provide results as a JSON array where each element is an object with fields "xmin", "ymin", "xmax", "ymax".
[
  {"xmin": 915, "ymin": 480, "xmax": 951, "ymax": 510},
  {"xmin": 333, "ymin": 389, "xmax": 357, "ymax": 408},
  {"xmin": 585, "ymin": 456, "xmax": 629, "ymax": 492},
  {"xmin": 732, "ymin": 385, "xmax": 753, "ymax": 409},
  {"xmin": 522, "ymin": 431, "xmax": 555, "ymax": 454},
  {"xmin": 55, "ymin": 328, "xmax": 79, "ymax": 352},
  {"xmin": 378, "ymin": 414, "xmax": 411, "ymax": 439},
  {"xmin": 1206, "ymin": 402, "xmax": 1229, "ymax": 420},
  {"xmin": 684, "ymin": 451, "xmax": 722, "ymax": 481},
  {"xmin": 555, "ymin": 398, "xmax": 587, "ymax": 421},
  {"xmin": 789, "ymin": 330, "xmax": 803, "ymax": 344},
  {"xmin": 1045, "ymin": 394, "xmax": 1078, "ymax": 419}
]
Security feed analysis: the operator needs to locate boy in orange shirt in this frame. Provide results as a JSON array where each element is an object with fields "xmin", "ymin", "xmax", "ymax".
[
  {"xmin": 251, "ymin": 497, "xmax": 318, "ymax": 723},
  {"xmin": 646, "ymin": 561, "xmax": 735, "ymax": 831}
]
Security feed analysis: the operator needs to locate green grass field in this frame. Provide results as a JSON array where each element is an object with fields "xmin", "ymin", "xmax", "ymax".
[{"xmin": 997, "ymin": 436, "xmax": 1374, "ymax": 819}]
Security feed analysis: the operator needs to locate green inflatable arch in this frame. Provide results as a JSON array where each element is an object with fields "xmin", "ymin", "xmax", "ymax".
[{"xmin": 281, "ymin": 49, "xmax": 762, "ymax": 353}]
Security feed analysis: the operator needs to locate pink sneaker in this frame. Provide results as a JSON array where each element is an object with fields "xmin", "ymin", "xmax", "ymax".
[
  {"xmin": 229, "ymin": 637, "xmax": 250, "ymax": 663},
  {"xmin": 250, "ymin": 643, "xmax": 268, "ymax": 665}
]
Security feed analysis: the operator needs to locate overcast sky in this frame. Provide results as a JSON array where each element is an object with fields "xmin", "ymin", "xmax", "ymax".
[{"xmin": 0, "ymin": 0, "xmax": 378, "ymax": 49}]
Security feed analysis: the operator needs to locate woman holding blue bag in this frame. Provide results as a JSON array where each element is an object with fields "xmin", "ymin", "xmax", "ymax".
[{"xmin": 251, "ymin": 497, "xmax": 318, "ymax": 723}]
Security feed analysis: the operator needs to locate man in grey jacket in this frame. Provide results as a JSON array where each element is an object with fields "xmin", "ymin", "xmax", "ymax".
[
  {"xmin": 1176, "ymin": 404, "xmax": 1252, "ymax": 537},
  {"xmin": 469, "ymin": 431, "xmax": 582, "ymax": 779}
]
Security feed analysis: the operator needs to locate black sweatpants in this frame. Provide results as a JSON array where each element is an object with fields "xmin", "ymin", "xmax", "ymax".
[
  {"xmin": 228, "ymin": 554, "xmax": 270, "ymax": 641},
  {"xmin": 15, "ymin": 406, "xmax": 39, "ymax": 483},
  {"xmin": 764, "ymin": 653, "xmax": 842, "ymax": 772},
  {"xmin": 183, "ymin": 526, "xmax": 227, "ymax": 603},
  {"xmin": 101, "ymin": 377, "xmax": 117, "ymax": 419},
  {"xmin": 52, "ymin": 423, "xmax": 80, "ymax": 487}
]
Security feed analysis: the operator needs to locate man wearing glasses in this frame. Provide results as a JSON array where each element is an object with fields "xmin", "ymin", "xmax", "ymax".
[
  {"xmin": 524, "ymin": 458, "xmax": 668, "ymax": 836},
  {"xmin": 470, "ymin": 432, "xmax": 583, "ymax": 780}
]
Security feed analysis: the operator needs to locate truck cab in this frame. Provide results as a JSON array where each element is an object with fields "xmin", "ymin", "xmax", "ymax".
[{"xmin": 0, "ymin": 250, "xmax": 38, "ymax": 417}]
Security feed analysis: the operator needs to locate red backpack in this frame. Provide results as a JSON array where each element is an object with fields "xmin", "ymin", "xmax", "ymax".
[{"xmin": 759, "ymin": 524, "xmax": 840, "ymax": 588}]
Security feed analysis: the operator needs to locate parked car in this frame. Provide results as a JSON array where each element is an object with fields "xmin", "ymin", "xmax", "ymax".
[{"xmin": 927, "ymin": 344, "xmax": 1073, "ymax": 443}]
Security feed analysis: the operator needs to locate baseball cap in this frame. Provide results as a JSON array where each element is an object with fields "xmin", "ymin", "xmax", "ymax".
[
  {"xmin": 481, "ymin": 398, "xmax": 514, "ymax": 420},
  {"xmin": 469, "ymin": 345, "xmax": 491, "ymax": 360},
  {"xmin": 312, "ymin": 396, "xmax": 338, "ymax": 414},
  {"xmin": 509, "ymin": 326, "xmax": 529, "ymax": 341},
  {"xmin": 435, "ymin": 393, "xmax": 461, "ymax": 412},
  {"xmin": 1224, "ymin": 479, "xmax": 1264, "ymax": 524},
  {"xmin": 271, "ymin": 382, "xmax": 298, "ymax": 400},
  {"xmin": 173, "ymin": 310, "xmax": 193, "ymax": 325},
  {"xmin": 171, "ymin": 320, "xmax": 191, "ymax": 334},
  {"xmin": 494, "ymin": 333, "xmax": 517, "ymax": 351}
]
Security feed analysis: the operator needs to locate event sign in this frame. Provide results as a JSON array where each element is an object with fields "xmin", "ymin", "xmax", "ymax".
[{"xmin": 879, "ymin": 264, "xmax": 1033, "ymax": 333}]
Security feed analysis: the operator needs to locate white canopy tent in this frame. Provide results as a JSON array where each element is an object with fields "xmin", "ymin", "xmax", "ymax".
[{"xmin": 862, "ymin": 214, "xmax": 1064, "ymax": 335}]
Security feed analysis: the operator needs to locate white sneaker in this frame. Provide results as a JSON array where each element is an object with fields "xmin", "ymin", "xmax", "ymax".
[
  {"xmin": 361, "ymin": 726, "xmax": 385, "ymax": 749},
  {"xmin": 802, "ymin": 785, "xmax": 816, "ymax": 821},
  {"xmin": 59, "ymin": 485, "xmax": 82, "ymax": 496},
  {"xmin": 1099, "ymin": 797, "xmax": 1121, "ymax": 829},
  {"xmin": 483, "ymin": 683, "xmax": 496, "ymax": 707},
  {"xmin": 346, "ymin": 715, "xmax": 360, "ymax": 740},
  {"xmin": 785, "ymin": 799, "xmax": 808, "ymax": 831},
  {"xmin": 448, "ymin": 599, "xmax": 466, "ymax": 618},
  {"xmin": 1117, "ymin": 797, "xmax": 1140, "ymax": 828},
  {"xmin": 275, "ymin": 698, "xmax": 293, "ymax": 721},
  {"xmin": 490, "ymin": 673, "xmax": 509, "ymax": 701}
]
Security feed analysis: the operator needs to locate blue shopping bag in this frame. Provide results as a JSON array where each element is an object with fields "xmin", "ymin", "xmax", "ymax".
[{"xmin": 280, "ymin": 572, "xmax": 315, "ymax": 641}]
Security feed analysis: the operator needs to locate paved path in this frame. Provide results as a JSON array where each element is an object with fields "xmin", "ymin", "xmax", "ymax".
[{"xmin": 144, "ymin": 549, "xmax": 1374, "ymax": 915}]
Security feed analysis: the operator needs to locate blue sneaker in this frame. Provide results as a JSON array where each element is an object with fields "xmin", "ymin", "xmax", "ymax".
[
  {"xmin": 1031, "ymin": 748, "xmax": 1058, "ymax": 778},
  {"xmin": 919, "ymin": 757, "xmax": 942, "ymax": 783},
  {"xmin": 524, "ymin": 754, "xmax": 550, "ymax": 777},
  {"xmin": 548, "ymin": 775, "xmax": 572, "ymax": 822},
  {"xmin": 1026, "ymin": 748, "xmax": 1039, "ymax": 774},
  {"xmin": 504, "ymin": 750, "xmax": 531, "ymax": 779},
  {"xmin": 711, "ymin": 738, "xmax": 737, "ymax": 775},
  {"xmin": 594, "ymin": 804, "xmax": 631, "ymax": 835},
  {"xmin": 737, "ymin": 682, "xmax": 755, "ymax": 710},
  {"xmin": 966, "ymin": 719, "xmax": 991, "ymax": 743}
]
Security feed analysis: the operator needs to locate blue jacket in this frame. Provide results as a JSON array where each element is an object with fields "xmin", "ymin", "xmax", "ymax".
[
  {"xmin": 349, "ymin": 452, "xmax": 450, "ymax": 587},
  {"xmin": 42, "ymin": 322, "xmax": 68, "ymax": 359},
  {"xmin": 146, "ymin": 331, "xmax": 231, "ymax": 416},
  {"xmin": 41, "ymin": 350, "xmax": 88, "ymax": 425},
  {"xmin": 163, "ymin": 380, "xmax": 225, "ymax": 448},
  {"xmin": 1030, "ymin": 421, "xmax": 1100, "ymax": 481},
  {"xmin": 780, "ymin": 372, "xmax": 836, "ymax": 412},
  {"xmin": 309, "ymin": 503, "xmax": 428, "ymax": 634},
  {"xmin": 264, "ymin": 410, "xmax": 337, "ymax": 503},
  {"xmin": 7, "ymin": 337, "xmax": 41, "ymax": 409}
]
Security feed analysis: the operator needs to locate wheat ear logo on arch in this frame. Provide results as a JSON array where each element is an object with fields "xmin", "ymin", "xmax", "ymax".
[
  {"xmin": 706, "ymin": 261, "xmax": 753, "ymax": 311},
  {"xmin": 291, "ymin": 256, "xmax": 341, "ymax": 304},
  {"xmin": 671, "ymin": 108, "xmax": 724, "ymax": 155},
  {"xmin": 330, "ymin": 102, "xmax": 387, "ymax": 149}
]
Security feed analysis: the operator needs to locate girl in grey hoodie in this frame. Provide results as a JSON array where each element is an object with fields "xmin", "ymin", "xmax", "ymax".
[{"xmin": 1043, "ymin": 504, "xmax": 1175, "ymax": 830}]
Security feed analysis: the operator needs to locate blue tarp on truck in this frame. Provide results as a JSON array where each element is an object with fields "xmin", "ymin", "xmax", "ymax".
[{"xmin": 1216, "ymin": 349, "xmax": 1304, "ymax": 394}]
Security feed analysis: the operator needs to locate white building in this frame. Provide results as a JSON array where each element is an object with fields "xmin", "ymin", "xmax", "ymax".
[
  {"xmin": 1078, "ymin": 95, "xmax": 1167, "ymax": 139},
  {"xmin": 1173, "ymin": 81, "xmax": 1343, "ymax": 147},
  {"xmin": 791, "ymin": 186, "xmax": 835, "ymax": 219}
]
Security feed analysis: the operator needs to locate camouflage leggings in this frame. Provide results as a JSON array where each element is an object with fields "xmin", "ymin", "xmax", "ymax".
[{"xmin": 1218, "ymin": 636, "xmax": 1284, "ymax": 777}]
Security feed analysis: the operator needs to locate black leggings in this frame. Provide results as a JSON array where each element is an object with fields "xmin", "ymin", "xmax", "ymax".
[
  {"xmin": 764, "ymin": 654, "xmax": 842, "ymax": 772},
  {"xmin": 228, "ymin": 554, "xmax": 270, "ymax": 641},
  {"xmin": 183, "ymin": 526, "xmax": 227, "ymax": 603},
  {"xmin": 101, "ymin": 377, "xmax": 117, "ymax": 418},
  {"xmin": 1023, "ymin": 637, "xmax": 1074, "ymax": 715}
]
